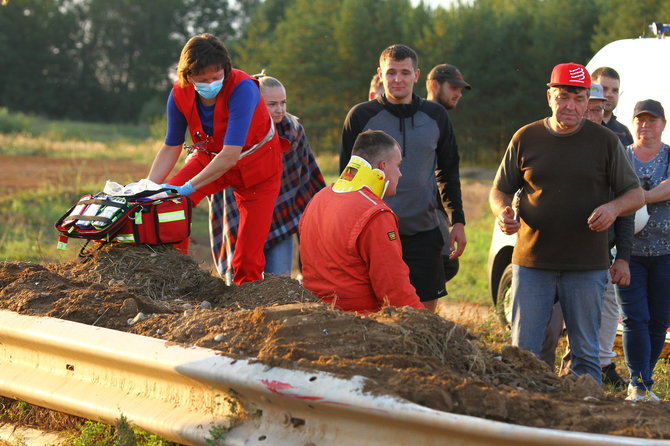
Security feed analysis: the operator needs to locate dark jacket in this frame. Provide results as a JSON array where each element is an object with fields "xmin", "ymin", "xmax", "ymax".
[
  {"xmin": 603, "ymin": 114, "xmax": 634, "ymax": 146},
  {"xmin": 340, "ymin": 94, "xmax": 464, "ymax": 235}
]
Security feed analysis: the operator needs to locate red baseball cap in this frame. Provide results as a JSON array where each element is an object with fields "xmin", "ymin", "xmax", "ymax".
[{"xmin": 547, "ymin": 62, "xmax": 591, "ymax": 88}]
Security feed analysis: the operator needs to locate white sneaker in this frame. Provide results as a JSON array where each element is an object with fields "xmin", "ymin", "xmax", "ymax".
[
  {"xmin": 626, "ymin": 383, "xmax": 662, "ymax": 402},
  {"xmin": 647, "ymin": 390, "xmax": 661, "ymax": 402},
  {"xmin": 625, "ymin": 385, "xmax": 646, "ymax": 402}
]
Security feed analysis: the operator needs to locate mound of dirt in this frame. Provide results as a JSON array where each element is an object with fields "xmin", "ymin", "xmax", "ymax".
[{"xmin": 1, "ymin": 245, "xmax": 670, "ymax": 440}]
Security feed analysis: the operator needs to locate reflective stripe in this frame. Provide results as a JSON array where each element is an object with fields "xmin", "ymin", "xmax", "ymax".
[
  {"xmin": 56, "ymin": 235, "xmax": 69, "ymax": 250},
  {"xmin": 115, "ymin": 234, "xmax": 135, "ymax": 243},
  {"xmin": 239, "ymin": 116, "xmax": 275, "ymax": 160},
  {"xmin": 133, "ymin": 212, "xmax": 143, "ymax": 225},
  {"xmin": 158, "ymin": 210, "xmax": 186, "ymax": 223}
]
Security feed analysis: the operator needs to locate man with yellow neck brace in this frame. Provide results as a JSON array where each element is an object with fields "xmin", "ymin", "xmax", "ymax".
[{"xmin": 299, "ymin": 130, "xmax": 424, "ymax": 313}]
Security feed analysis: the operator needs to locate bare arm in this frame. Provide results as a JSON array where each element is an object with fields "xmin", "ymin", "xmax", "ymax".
[
  {"xmin": 148, "ymin": 144, "xmax": 183, "ymax": 184},
  {"xmin": 644, "ymin": 179, "xmax": 670, "ymax": 204},
  {"xmin": 489, "ymin": 187, "xmax": 520, "ymax": 235},
  {"xmin": 587, "ymin": 186, "xmax": 645, "ymax": 232},
  {"xmin": 448, "ymin": 222, "xmax": 466, "ymax": 258}
]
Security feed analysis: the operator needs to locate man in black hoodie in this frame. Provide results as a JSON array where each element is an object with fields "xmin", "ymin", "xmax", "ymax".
[{"xmin": 340, "ymin": 44, "xmax": 466, "ymax": 312}]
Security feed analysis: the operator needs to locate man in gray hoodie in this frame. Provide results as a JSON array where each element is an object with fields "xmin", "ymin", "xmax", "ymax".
[{"xmin": 340, "ymin": 44, "xmax": 466, "ymax": 312}]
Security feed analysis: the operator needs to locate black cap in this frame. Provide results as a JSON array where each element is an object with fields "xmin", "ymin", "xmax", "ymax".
[
  {"xmin": 633, "ymin": 99, "xmax": 665, "ymax": 119},
  {"xmin": 427, "ymin": 64, "xmax": 471, "ymax": 90}
]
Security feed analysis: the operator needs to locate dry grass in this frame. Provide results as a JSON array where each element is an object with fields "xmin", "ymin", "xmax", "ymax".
[
  {"xmin": 47, "ymin": 244, "xmax": 225, "ymax": 303},
  {"xmin": 0, "ymin": 397, "xmax": 85, "ymax": 433},
  {"xmin": 442, "ymin": 303, "xmax": 670, "ymax": 400},
  {"xmin": 0, "ymin": 133, "xmax": 160, "ymax": 164}
]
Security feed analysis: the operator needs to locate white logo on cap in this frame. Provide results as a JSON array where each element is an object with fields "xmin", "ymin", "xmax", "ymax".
[{"xmin": 568, "ymin": 67, "xmax": 586, "ymax": 83}]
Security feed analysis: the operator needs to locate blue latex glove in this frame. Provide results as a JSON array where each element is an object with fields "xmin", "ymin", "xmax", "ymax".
[{"xmin": 162, "ymin": 180, "xmax": 195, "ymax": 196}]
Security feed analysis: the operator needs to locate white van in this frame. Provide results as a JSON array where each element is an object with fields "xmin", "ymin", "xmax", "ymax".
[
  {"xmin": 487, "ymin": 29, "xmax": 670, "ymax": 325},
  {"xmin": 585, "ymin": 34, "xmax": 670, "ymax": 141}
]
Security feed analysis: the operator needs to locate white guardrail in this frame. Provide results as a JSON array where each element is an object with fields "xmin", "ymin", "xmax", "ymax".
[{"xmin": 0, "ymin": 309, "xmax": 666, "ymax": 446}]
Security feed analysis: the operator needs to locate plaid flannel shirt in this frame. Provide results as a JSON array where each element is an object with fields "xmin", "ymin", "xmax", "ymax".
[{"xmin": 208, "ymin": 115, "xmax": 326, "ymax": 277}]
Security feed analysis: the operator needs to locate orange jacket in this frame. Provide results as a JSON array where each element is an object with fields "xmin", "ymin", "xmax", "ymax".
[{"xmin": 299, "ymin": 186, "xmax": 424, "ymax": 314}]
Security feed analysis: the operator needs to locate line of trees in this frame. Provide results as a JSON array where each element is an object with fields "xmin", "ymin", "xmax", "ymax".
[{"xmin": 1, "ymin": 0, "xmax": 668, "ymax": 161}]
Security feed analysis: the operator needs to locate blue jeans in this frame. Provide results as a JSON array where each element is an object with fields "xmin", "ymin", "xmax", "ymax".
[
  {"xmin": 511, "ymin": 265, "xmax": 607, "ymax": 383},
  {"xmin": 615, "ymin": 254, "xmax": 670, "ymax": 390},
  {"xmin": 264, "ymin": 236, "xmax": 294, "ymax": 276}
]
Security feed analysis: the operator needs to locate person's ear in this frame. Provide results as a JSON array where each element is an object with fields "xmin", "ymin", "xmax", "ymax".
[{"xmin": 430, "ymin": 79, "xmax": 439, "ymax": 94}]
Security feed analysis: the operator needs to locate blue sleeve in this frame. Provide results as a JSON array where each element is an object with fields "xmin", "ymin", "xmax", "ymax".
[
  {"xmin": 223, "ymin": 79, "xmax": 260, "ymax": 146},
  {"xmin": 164, "ymin": 89, "xmax": 188, "ymax": 146}
]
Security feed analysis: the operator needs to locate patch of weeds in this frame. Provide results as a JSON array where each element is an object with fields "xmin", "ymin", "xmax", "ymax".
[
  {"xmin": 64, "ymin": 415, "xmax": 177, "ymax": 446},
  {"xmin": 113, "ymin": 415, "xmax": 136, "ymax": 446},
  {"xmin": 651, "ymin": 358, "xmax": 669, "ymax": 400},
  {"xmin": 204, "ymin": 389, "xmax": 249, "ymax": 445},
  {"xmin": 68, "ymin": 419, "xmax": 114, "ymax": 446},
  {"xmin": 205, "ymin": 424, "xmax": 229, "ymax": 445},
  {"xmin": 224, "ymin": 388, "xmax": 242, "ymax": 414},
  {"xmin": 469, "ymin": 312, "xmax": 511, "ymax": 350},
  {"xmin": 0, "ymin": 400, "xmax": 30, "ymax": 424}
]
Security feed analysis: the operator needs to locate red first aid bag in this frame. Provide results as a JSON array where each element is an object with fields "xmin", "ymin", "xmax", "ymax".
[
  {"xmin": 113, "ymin": 196, "xmax": 192, "ymax": 245},
  {"xmin": 55, "ymin": 193, "xmax": 192, "ymax": 249}
]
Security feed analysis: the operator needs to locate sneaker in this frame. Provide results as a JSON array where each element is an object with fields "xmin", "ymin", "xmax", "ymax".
[
  {"xmin": 601, "ymin": 363, "xmax": 627, "ymax": 390},
  {"xmin": 626, "ymin": 384, "xmax": 646, "ymax": 402},
  {"xmin": 626, "ymin": 383, "xmax": 662, "ymax": 402},
  {"xmin": 647, "ymin": 390, "xmax": 661, "ymax": 403}
]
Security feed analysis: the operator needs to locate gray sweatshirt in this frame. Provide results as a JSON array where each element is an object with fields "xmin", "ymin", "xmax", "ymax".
[{"xmin": 341, "ymin": 94, "xmax": 464, "ymax": 235}]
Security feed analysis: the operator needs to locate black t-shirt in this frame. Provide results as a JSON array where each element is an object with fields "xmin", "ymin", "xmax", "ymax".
[{"xmin": 494, "ymin": 119, "xmax": 639, "ymax": 270}]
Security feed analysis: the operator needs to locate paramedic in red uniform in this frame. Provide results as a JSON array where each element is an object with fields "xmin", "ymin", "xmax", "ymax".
[
  {"xmin": 299, "ymin": 130, "xmax": 425, "ymax": 314},
  {"xmin": 147, "ymin": 33, "xmax": 284, "ymax": 285}
]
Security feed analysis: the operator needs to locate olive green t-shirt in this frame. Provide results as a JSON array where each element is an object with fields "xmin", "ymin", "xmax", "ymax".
[{"xmin": 493, "ymin": 118, "xmax": 639, "ymax": 270}]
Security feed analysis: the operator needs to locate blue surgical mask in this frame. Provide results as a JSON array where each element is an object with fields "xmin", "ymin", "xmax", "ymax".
[{"xmin": 193, "ymin": 77, "xmax": 224, "ymax": 99}]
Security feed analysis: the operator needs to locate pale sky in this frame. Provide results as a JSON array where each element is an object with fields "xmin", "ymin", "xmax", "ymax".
[{"xmin": 411, "ymin": 0, "xmax": 467, "ymax": 9}]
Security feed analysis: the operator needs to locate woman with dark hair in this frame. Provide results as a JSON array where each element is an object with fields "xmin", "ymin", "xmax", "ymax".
[
  {"xmin": 208, "ymin": 73, "xmax": 325, "ymax": 281},
  {"xmin": 147, "ymin": 34, "xmax": 285, "ymax": 285},
  {"xmin": 619, "ymin": 99, "xmax": 670, "ymax": 402}
]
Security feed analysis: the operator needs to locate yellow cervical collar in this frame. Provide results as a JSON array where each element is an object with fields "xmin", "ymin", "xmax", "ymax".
[{"xmin": 333, "ymin": 155, "xmax": 388, "ymax": 198}]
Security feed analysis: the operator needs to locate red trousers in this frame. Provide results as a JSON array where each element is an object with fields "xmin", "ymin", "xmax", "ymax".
[{"xmin": 169, "ymin": 142, "xmax": 282, "ymax": 284}]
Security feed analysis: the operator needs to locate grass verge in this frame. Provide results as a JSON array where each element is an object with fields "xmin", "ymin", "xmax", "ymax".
[
  {"xmin": 0, "ymin": 397, "xmax": 178, "ymax": 445},
  {"xmin": 443, "ymin": 199, "xmax": 491, "ymax": 306}
]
